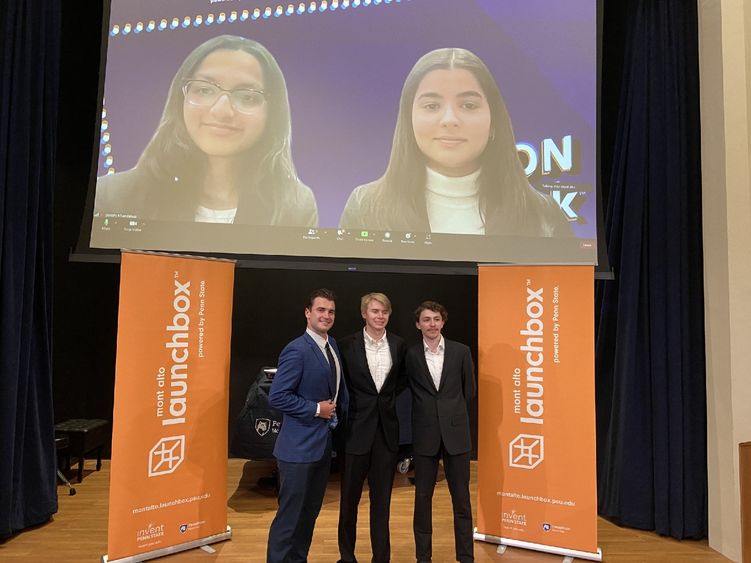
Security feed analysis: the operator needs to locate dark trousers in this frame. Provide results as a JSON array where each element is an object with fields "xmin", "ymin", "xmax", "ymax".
[
  {"xmin": 267, "ymin": 437, "xmax": 332, "ymax": 563},
  {"xmin": 413, "ymin": 444, "xmax": 473, "ymax": 563},
  {"xmin": 338, "ymin": 425, "xmax": 397, "ymax": 563}
]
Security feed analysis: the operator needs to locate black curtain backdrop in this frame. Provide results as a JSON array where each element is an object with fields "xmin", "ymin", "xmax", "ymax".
[
  {"xmin": 595, "ymin": 0, "xmax": 706, "ymax": 539},
  {"xmin": 0, "ymin": 0, "xmax": 61, "ymax": 540}
]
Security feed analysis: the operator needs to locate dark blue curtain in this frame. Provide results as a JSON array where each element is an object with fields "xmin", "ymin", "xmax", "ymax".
[
  {"xmin": 0, "ymin": 0, "xmax": 60, "ymax": 539},
  {"xmin": 595, "ymin": 1, "xmax": 706, "ymax": 539}
]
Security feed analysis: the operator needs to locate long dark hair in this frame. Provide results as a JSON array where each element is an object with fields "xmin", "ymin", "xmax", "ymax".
[
  {"xmin": 135, "ymin": 35, "xmax": 300, "ymax": 221},
  {"xmin": 364, "ymin": 47, "xmax": 561, "ymax": 234}
]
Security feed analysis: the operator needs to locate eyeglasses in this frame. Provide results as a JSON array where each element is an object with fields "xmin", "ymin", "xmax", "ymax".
[{"xmin": 182, "ymin": 79, "xmax": 266, "ymax": 114}]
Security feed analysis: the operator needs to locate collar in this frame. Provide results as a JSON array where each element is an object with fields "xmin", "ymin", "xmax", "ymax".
[
  {"xmin": 363, "ymin": 328, "xmax": 387, "ymax": 346},
  {"xmin": 306, "ymin": 328, "xmax": 329, "ymax": 348},
  {"xmin": 426, "ymin": 166, "xmax": 481, "ymax": 198},
  {"xmin": 423, "ymin": 335, "xmax": 445, "ymax": 354}
]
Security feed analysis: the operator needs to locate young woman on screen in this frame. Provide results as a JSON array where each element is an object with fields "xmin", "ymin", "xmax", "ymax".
[
  {"xmin": 95, "ymin": 35, "xmax": 317, "ymax": 226},
  {"xmin": 339, "ymin": 47, "xmax": 570, "ymax": 236}
]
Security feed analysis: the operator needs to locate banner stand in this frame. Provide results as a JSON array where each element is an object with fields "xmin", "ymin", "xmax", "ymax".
[
  {"xmin": 475, "ymin": 266, "xmax": 600, "ymax": 560},
  {"xmin": 104, "ymin": 251, "xmax": 235, "ymax": 562},
  {"xmin": 102, "ymin": 526, "xmax": 232, "ymax": 563},
  {"xmin": 473, "ymin": 531, "xmax": 602, "ymax": 561}
]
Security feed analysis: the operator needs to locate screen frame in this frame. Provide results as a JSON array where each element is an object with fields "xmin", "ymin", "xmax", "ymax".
[{"xmin": 73, "ymin": 0, "xmax": 611, "ymax": 278}]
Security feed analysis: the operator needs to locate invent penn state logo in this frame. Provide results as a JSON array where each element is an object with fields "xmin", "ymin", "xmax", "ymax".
[{"xmin": 255, "ymin": 418, "xmax": 271, "ymax": 437}]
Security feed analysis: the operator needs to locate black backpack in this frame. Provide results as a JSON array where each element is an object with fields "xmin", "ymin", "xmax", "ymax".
[{"xmin": 230, "ymin": 367, "xmax": 282, "ymax": 460}]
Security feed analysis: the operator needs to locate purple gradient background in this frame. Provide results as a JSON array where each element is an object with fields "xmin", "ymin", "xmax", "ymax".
[{"xmin": 100, "ymin": 0, "xmax": 596, "ymax": 237}]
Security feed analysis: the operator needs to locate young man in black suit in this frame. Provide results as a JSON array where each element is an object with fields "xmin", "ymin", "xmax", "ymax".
[
  {"xmin": 337, "ymin": 292, "xmax": 407, "ymax": 563},
  {"xmin": 406, "ymin": 301, "xmax": 476, "ymax": 563}
]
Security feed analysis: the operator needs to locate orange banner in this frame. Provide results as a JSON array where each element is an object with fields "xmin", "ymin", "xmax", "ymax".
[
  {"xmin": 476, "ymin": 265, "xmax": 598, "ymax": 557},
  {"xmin": 106, "ymin": 251, "xmax": 235, "ymax": 562}
]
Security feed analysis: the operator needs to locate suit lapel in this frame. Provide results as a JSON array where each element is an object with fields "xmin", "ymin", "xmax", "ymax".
[
  {"xmin": 381, "ymin": 333, "xmax": 399, "ymax": 388},
  {"xmin": 387, "ymin": 334, "xmax": 398, "ymax": 362},
  {"xmin": 354, "ymin": 332, "xmax": 375, "ymax": 392},
  {"xmin": 329, "ymin": 337, "xmax": 343, "ymax": 398},
  {"xmin": 417, "ymin": 344, "xmax": 439, "ymax": 394},
  {"xmin": 437, "ymin": 340, "xmax": 452, "ymax": 393},
  {"xmin": 304, "ymin": 332, "xmax": 327, "ymax": 368},
  {"xmin": 304, "ymin": 332, "xmax": 335, "ymax": 396}
]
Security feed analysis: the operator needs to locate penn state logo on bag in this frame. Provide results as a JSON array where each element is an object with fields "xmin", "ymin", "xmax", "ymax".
[{"xmin": 255, "ymin": 418, "xmax": 271, "ymax": 437}]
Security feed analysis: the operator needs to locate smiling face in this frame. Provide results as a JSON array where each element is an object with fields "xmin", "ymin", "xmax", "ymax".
[
  {"xmin": 411, "ymin": 68, "xmax": 492, "ymax": 177},
  {"xmin": 182, "ymin": 49, "xmax": 268, "ymax": 159},
  {"xmin": 305, "ymin": 297, "xmax": 336, "ymax": 337},
  {"xmin": 416, "ymin": 308, "xmax": 445, "ymax": 344},
  {"xmin": 362, "ymin": 298, "xmax": 390, "ymax": 337}
]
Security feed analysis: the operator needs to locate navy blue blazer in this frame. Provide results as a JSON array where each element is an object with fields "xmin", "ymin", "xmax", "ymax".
[{"xmin": 269, "ymin": 332, "xmax": 349, "ymax": 463}]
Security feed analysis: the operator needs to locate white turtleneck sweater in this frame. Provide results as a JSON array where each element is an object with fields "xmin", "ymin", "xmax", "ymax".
[
  {"xmin": 425, "ymin": 167, "xmax": 485, "ymax": 235},
  {"xmin": 194, "ymin": 205, "xmax": 237, "ymax": 224}
]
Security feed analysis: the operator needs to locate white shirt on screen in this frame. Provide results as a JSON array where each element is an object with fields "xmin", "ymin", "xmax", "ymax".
[
  {"xmin": 425, "ymin": 167, "xmax": 484, "ymax": 235},
  {"xmin": 363, "ymin": 328, "xmax": 392, "ymax": 392},
  {"xmin": 194, "ymin": 205, "xmax": 237, "ymax": 224},
  {"xmin": 423, "ymin": 335, "xmax": 445, "ymax": 390}
]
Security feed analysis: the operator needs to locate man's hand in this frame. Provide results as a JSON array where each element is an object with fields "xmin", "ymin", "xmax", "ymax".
[{"xmin": 317, "ymin": 399, "xmax": 336, "ymax": 419}]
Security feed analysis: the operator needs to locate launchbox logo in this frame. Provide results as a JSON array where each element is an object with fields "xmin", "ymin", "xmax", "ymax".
[
  {"xmin": 509, "ymin": 434, "xmax": 544, "ymax": 469},
  {"xmin": 148, "ymin": 435, "xmax": 185, "ymax": 476}
]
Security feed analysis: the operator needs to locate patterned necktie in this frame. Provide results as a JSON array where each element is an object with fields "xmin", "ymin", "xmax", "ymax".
[{"xmin": 325, "ymin": 342, "xmax": 337, "ymax": 398}]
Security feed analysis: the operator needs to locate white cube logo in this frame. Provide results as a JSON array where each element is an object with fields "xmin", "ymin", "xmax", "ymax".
[
  {"xmin": 149, "ymin": 435, "xmax": 185, "ymax": 476},
  {"xmin": 509, "ymin": 434, "xmax": 544, "ymax": 469}
]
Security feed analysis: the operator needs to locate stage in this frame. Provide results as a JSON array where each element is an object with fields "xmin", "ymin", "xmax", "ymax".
[{"xmin": 0, "ymin": 459, "xmax": 727, "ymax": 562}]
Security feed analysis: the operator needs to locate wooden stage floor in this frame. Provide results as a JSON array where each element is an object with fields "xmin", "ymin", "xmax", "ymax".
[{"xmin": 0, "ymin": 459, "xmax": 728, "ymax": 562}]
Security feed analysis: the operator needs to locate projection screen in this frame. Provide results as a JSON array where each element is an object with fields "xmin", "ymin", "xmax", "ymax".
[{"xmin": 89, "ymin": 0, "xmax": 598, "ymax": 266}]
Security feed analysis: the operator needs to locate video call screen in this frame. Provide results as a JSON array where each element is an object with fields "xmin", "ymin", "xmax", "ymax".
[{"xmin": 89, "ymin": 0, "xmax": 598, "ymax": 265}]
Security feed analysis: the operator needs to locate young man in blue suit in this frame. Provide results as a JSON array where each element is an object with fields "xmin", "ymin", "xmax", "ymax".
[
  {"xmin": 266, "ymin": 288, "xmax": 349, "ymax": 563},
  {"xmin": 407, "ymin": 301, "xmax": 476, "ymax": 563}
]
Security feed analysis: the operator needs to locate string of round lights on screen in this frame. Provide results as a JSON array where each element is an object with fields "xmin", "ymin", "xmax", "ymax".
[
  {"xmin": 100, "ymin": 103, "xmax": 116, "ymax": 174},
  {"xmin": 109, "ymin": 0, "xmax": 405, "ymax": 37},
  {"xmin": 102, "ymin": 0, "xmax": 405, "ymax": 169}
]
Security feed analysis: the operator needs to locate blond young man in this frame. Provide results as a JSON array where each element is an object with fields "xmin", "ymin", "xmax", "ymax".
[{"xmin": 337, "ymin": 293, "xmax": 407, "ymax": 563}]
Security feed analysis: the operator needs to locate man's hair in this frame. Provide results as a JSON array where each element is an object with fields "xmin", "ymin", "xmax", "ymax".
[
  {"xmin": 307, "ymin": 288, "xmax": 337, "ymax": 309},
  {"xmin": 414, "ymin": 301, "xmax": 448, "ymax": 323},
  {"xmin": 360, "ymin": 292, "xmax": 392, "ymax": 314}
]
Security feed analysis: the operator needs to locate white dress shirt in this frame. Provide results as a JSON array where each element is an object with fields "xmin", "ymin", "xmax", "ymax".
[
  {"xmin": 306, "ymin": 328, "xmax": 341, "ymax": 402},
  {"xmin": 423, "ymin": 336, "xmax": 445, "ymax": 390},
  {"xmin": 363, "ymin": 328, "xmax": 392, "ymax": 392}
]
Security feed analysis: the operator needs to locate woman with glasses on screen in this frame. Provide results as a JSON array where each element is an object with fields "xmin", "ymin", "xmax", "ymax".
[
  {"xmin": 339, "ymin": 47, "xmax": 570, "ymax": 237},
  {"xmin": 95, "ymin": 35, "xmax": 317, "ymax": 226}
]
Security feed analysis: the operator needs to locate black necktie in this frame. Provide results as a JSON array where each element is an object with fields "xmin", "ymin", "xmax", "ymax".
[{"xmin": 325, "ymin": 342, "xmax": 337, "ymax": 398}]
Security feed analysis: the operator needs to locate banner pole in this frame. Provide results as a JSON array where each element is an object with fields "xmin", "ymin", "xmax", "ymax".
[
  {"xmin": 473, "ymin": 531, "xmax": 602, "ymax": 561},
  {"xmin": 102, "ymin": 527, "xmax": 232, "ymax": 563}
]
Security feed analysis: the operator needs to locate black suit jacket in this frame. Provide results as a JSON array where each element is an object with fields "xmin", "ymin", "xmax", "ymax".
[
  {"xmin": 406, "ymin": 338, "xmax": 476, "ymax": 456},
  {"xmin": 339, "ymin": 330, "xmax": 407, "ymax": 455}
]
